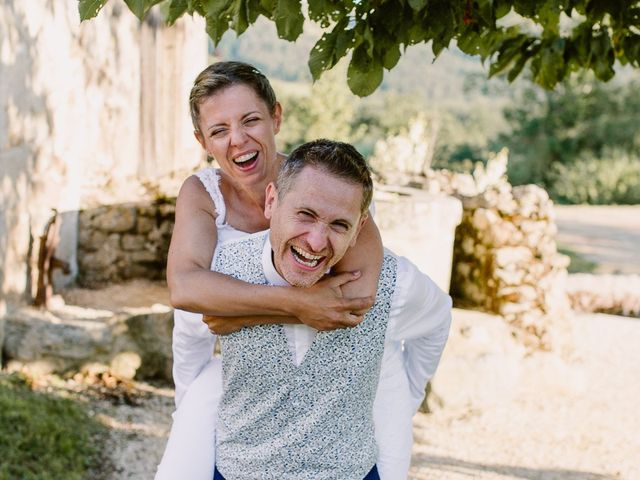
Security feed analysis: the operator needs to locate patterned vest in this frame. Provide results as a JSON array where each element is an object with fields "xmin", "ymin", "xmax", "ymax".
[{"xmin": 214, "ymin": 232, "xmax": 398, "ymax": 480}]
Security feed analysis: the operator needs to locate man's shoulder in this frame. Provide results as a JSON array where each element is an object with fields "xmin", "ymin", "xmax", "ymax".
[{"xmin": 217, "ymin": 230, "xmax": 269, "ymax": 250}]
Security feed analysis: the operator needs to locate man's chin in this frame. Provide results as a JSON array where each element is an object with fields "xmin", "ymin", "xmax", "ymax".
[{"xmin": 284, "ymin": 271, "xmax": 324, "ymax": 288}]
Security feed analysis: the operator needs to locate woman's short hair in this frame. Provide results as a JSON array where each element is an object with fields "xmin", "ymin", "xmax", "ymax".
[{"xmin": 189, "ymin": 61, "xmax": 277, "ymax": 133}]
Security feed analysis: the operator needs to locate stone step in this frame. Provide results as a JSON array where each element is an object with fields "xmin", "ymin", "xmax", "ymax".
[{"xmin": 3, "ymin": 280, "xmax": 174, "ymax": 381}]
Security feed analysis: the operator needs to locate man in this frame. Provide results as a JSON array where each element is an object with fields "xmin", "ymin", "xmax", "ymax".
[{"xmin": 159, "ymin": 139, "xmax": 451, "ymax": 479}]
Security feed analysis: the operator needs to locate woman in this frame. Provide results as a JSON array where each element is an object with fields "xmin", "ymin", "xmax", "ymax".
[{"xmin": 157, "ymin": 62, "xmax": 399, "ymax": 480}]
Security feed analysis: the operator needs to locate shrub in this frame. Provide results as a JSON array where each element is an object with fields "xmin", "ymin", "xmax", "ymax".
[{"xmin": 548, "ymin": 151, "xmax": 640, "ymax": 205}]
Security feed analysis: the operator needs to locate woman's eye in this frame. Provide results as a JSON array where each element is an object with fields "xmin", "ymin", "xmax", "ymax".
[{"xmin": 245, "ymin": 117, "xmax": 260, "ymax": 124}]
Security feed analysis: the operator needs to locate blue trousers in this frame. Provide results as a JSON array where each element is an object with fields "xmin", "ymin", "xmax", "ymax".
[{"xmin": 213, "ymin": 465, "xmax": 380, "ymax": 480}]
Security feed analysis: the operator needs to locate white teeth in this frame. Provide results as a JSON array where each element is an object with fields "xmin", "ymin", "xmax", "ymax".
[
  {"xmin": 291, "ymin": 246, "xmax": 323, "ymax": 267},
  {"xmin": 234, "ymin": 152, "xmax": 257, "ymax": 164},
  {"xmin": 292, "ymin": 246, "xmax": 322, "ymax": 260}
]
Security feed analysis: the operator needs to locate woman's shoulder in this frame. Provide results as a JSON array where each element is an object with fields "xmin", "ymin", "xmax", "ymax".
[{"xmin": 178, "ymin": 169, "xmax": 224, "ymax": 220}]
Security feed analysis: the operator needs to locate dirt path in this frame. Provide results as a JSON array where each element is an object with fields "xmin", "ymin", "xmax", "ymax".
[
  {"xmin": 408, "ymin": 309, "xmax": 640, "ymax": 480},
  {"xmin": 554, "ymin": 205, "xmax": 640, "ymax": 274}
]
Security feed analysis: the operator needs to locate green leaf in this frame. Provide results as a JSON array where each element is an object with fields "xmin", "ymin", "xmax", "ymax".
[
  {"xmin": 274, "ymin": 0, "xmax": 304, "ymax": 41},
  {"xmin": 165, "ymin": 0, "xmax": 188, "ymax": 25},
  {"xmin": 78, "ymin": 0, "xmax": 110, "ymax": 20},
  {"xmin": 309, "ymin": 32, "xmax": 338, "ymax": 80},
  {"xmin": 308, "ymin": 16, "xmax": 349, "ymax": 80},
  {"xmin": 347, "ymin": 44, "xmax": 384, "ymax": 96},
  {"xmin": 495, "ymin": 1, "xmax": 512, "ymax": 19},
  {"xmin": 537, "ymin": 0, "xmax": 561, "ymax": 36},
  {"xmin": 382, "ymin": 43, "xmax": 401, "ymax": 70},
  {"xmin": 489, "ymin": 36, "xmax": 526, "ymax": 77},
  {"xmin": 233, "ymin": 0, "xmax": 250, "ymax": 34},
  {"xmin": 507, "ymin": 52, "xmax": 529, "ymax": 82},
  {"xmin": 205, "ymin": 13, "xmax": 231, "ymax": 45},
  {"xmin": 123, "ymin": 0, "xmax": 163, "ymax": 20},
  {"xmin": 408, "ymin": 0, "xmax": 428, "ymax": 11}
]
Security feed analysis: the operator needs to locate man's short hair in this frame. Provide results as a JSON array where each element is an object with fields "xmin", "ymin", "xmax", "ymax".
[
  {"xmin": 277, "ymin": 139, "xmax": 373, "ymax": 214},
  {"xmin": 189, "ymin": 61, "xmax": 277, "ymax": 134}
]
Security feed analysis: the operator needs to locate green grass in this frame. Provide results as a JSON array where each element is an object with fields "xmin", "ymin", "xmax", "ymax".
[
  {"xmin": 558, "ymin": 244, "xmax": 598, "ymax": 274},
  {"xmin": 0, "ymin": 374, "xmax": 107, "ymax": 480}
]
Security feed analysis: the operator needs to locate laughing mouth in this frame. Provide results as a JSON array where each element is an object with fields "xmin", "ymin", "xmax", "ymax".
[
  {"xmin": 233, "ymin": 152, "xmax": 258, "ymax": 169},
  {"xmin": 290, "ymin": 245, "xmax": 325, "ymax": 268}
]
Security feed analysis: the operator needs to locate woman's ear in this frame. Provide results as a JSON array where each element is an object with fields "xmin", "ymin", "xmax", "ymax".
[
  {"xmin": 272, "ymin": 102, "xmax": 283, "ymax": 134},
  {"xmin": 194, "ymin": 130, "xmax": 206, "ymax": 150}
]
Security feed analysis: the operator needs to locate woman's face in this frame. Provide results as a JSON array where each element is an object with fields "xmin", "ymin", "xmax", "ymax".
[{"xmin": 195, "ymin": 84, "xmax": 282, "ymax": 188}]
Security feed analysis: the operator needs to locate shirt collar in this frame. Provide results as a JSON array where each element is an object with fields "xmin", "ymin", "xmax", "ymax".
[{"xmin": 262, "ymin": 234, "xmax": 290, "ymax": 287}]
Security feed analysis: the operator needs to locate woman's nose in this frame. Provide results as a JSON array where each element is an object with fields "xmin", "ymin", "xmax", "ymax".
[{"xmin": 229, "ymin": 126, "xmax": 248, "ymax": 146}]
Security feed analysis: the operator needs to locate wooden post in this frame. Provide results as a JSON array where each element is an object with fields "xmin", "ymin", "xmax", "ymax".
[{"xmin": 33, "ymin": 210, "xmax": 70, "ymax": 308}]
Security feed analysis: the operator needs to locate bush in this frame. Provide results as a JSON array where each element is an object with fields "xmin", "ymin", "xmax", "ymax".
[
  {"xmin": 548, "ymin": 151, "xmax": 640, "ymax": 204},
  {"xmin": 0, "ymin": 374, "xmax": 106, "ymax": 480}
]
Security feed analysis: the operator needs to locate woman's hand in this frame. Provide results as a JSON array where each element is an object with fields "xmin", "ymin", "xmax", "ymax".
[
  {"xmin": 203, "ymin": 315, "xmax": 245, "ymax": 336},
  {"xmin": 292, "ymin": 271, "xmax": 375, "ymax": 331}
]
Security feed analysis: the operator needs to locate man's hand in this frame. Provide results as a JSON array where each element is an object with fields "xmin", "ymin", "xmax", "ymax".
[
  {"xmin": 292, "ymin": 271, "xmax": 375, "ymax": 331},
  {"xmin": 203, "ymin": 315, "xmax": 245, "ymax": 336}
]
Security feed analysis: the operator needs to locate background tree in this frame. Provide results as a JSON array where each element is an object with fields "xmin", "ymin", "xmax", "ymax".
[
  {"xmin": 500, "ymin": 74, "xmax": 640, "ymax": 203},
  {"xmin": 80, "ymin": 0, "xmax": 640, "ymax": 96}
]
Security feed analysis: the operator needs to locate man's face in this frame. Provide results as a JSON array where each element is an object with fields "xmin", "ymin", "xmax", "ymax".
[{"xmin": 264, "ymin": 166, "xmax": 367, "ymax": 287}]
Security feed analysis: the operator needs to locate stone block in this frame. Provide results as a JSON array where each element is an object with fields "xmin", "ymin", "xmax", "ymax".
[
  {"xmin": 130, "ymin": 250, "xmax": 159, "ymax": 263},
  {"xmin": 158, "ymin": 203, "xmax": 176, "ymax": 218},
  {"xmin": 494, "ymin": 246, "xmax": 533, "ymax": 268},
  {"xmin": 94, "ymin": 205, "xmax": 137, "ymax": 232},
  {"xmin": 136, "ymin": 215, "xmax": 156, "ymax": 234},
  {"xmin": 122, "ymin": 234, "xmax": 147, "ymax": 251}
]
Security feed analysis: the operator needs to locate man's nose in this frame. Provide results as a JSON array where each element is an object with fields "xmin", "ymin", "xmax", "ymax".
[{"xmin": 306, "ymin": 224, "xmax": 328, "ymax": 252}]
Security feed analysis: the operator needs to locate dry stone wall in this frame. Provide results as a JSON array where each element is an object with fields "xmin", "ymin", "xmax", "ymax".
[
  {"xmin": 77, "ymin": 200, "xmax": 176, "ymax": 285},
  {"xmin": 423, "ymin": 151, "xmax": 571, "ymax": 349}
]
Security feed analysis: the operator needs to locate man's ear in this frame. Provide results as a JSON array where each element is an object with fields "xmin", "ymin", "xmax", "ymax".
[
  {"xmin": 349, "ymin": 213, "xmax": 369, "ymax": 248},
  {"xmin": 272, "ymin": 102, "xmax": 283, "ymax": 134},
  {"xmin": 264, "ymin": 182, "xmax": 278, "ymax": 219}
]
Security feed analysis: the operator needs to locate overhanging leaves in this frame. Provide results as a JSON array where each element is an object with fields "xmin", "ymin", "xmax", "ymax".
[{"xmin": 82, "ymin": 0, "xmax": 640, "ymax": 96}]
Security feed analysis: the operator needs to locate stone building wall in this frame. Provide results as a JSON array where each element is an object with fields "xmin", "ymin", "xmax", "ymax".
[
  {"xmin": 0, "ymin": 2, "xmax": 206, "ymax": 306},
  {"xmin": 77, "ymin": 200, "xmax": 176, "ymax": 286}
]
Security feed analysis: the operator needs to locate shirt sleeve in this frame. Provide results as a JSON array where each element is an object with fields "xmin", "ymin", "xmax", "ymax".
[
  {"xmin": 172, "ymin": 308, "xmax": 217, "ymax": 407},
  {"xmin": 386, "ymin": 253, "xmax": 452, "ymax": 412}
]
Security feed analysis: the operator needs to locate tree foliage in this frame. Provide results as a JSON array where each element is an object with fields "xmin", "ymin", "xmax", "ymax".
[{"xmin": 79, "ymin": 0, "xmax": 640, "ymax": 96}]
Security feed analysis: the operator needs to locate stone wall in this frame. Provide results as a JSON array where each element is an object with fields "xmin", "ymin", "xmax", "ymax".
[
  {"xmin": 423, "ymin": 151, "xmax": 571, "ymax": 349},
  {"xmin": 77, "ymin": 200, "xmax": 176, "ymax": 286},
  {"xmin": 0, "ymin": 2, "xmax": 206, "ymax": 308}
]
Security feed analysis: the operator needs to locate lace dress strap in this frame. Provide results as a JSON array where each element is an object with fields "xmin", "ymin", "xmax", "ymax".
[{"xmin": 194, "ymin": 168, "xmax": 226, "ymax": 226}]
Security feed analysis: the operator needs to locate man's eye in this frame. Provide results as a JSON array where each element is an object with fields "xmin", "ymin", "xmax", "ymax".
[
  {"xmin": 332, "ymin": 223, "xmax": 349, "ymax": 232},
  {"xmin": 210, "ymin": 129, "xmax": 226, "ymax": 137}
]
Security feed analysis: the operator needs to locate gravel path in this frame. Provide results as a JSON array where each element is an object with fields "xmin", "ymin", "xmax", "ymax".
[
  {"xmin": 409, "ymin": 309, "xmax": 640, "ymax": 480},
  {"xmin": 98, "ymin": 308, "xmax": 640, "ymax": 479}
]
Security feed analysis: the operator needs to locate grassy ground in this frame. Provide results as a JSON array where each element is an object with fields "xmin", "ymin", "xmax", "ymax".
[
  {"xmin": 0, "ymin": 373, "xmax": 107, "ymax": 480},
  {"xmin": 557, "ymin": 244, "xmax": 598, "ymax": 273}
]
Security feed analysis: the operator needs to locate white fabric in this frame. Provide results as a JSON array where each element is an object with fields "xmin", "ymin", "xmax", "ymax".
[
  {"xmin": 172, "ymin": 168, "xmax": 251, "ymax": 406},
  {"xmin": 158, "ymin": 234, "xmax": 451, "ymax": 480}
]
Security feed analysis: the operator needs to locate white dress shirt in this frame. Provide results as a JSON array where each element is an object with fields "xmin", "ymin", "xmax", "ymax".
[{"xmin": 158, "ymin": 234, "xmax": 451, "ymax": 480}]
